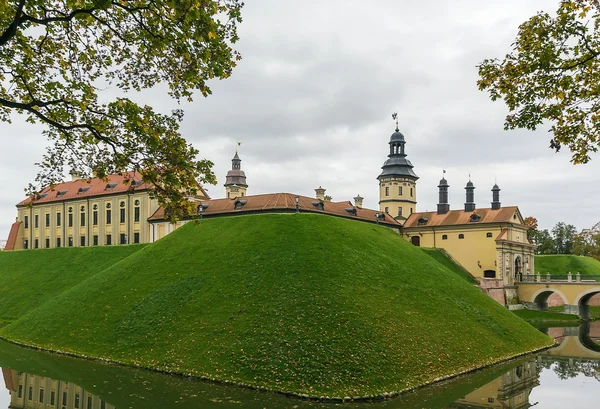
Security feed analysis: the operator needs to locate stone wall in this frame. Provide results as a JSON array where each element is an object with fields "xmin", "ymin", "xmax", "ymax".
[
  {"xmin": 478, "ymin": 279, "xmax": 506, "ymax": 305},
  {"xmin": 547, "ymin": 292, "xmax": 600, "ymax": 307}
]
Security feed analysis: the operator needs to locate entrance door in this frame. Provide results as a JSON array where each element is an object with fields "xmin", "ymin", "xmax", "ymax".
[{"xmin": 411, "ymin": 236, "xmax": 421, "ymax": 247}]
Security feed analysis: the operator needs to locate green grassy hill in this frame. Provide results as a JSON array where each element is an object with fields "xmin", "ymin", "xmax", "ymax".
[
  {"xmin": 535, "ymin": 255, "xmax": 600, "ymax": 276},
  {"xmin": 0, "ymin": 214, "xmax": 551, "ymax": 397},
  {"xmin": 0, "ymin": 245, "xmax": 145, "ymax": 324},
  {"xmin": 420, "ymin": 248, "xmax": 478, "ymax": 284}
]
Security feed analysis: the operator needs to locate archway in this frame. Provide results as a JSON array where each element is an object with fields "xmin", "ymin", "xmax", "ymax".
[
  {"xmin": 578, "ymin": 321, "xmax": 600, "ymax": 353},
  {"xmin": 575, "ymin": 289, "xmax": 600, "ymax": 320},
  {"xmin": 532, "ymin": 289, "xmax": 568, "ymax": 311}
]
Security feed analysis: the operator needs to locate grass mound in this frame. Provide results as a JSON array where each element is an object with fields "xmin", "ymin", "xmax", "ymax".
[
  {"xmin": 513, "ymin": 309, "xmax": 580, "ymax": 323},
  {"xmin": 420, "ymin": 248, "xmax": 478, "ymax": 284},
  {"xmin": 0, "ymin": 245, "xmax": 145, "ymax": 323},
  {"xmin": 1, "ymin": 214, "xmax": 552, "ymax": 397},
  {"xmin": 535, "ymin": 255, "xmax": 600, "ymax": 276}
]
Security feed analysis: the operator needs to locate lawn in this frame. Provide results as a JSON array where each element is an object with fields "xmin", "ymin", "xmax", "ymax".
[
  {"xmin": 535, "ymin": 255, "xmax": 600, "ymax": 276},
  {"xmin": 513, "ymin": 309, "xmax": 580, "ymax": 323},
  {"xmin": 1, "ymin": 214, "xmax": 552, "ymax": 397},
  {"xmin": 420, "ymin": 248, "xmax": 478, "ymax": 284}
]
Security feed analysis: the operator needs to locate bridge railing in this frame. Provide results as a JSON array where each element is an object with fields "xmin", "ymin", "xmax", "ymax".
[{"xmin": 517, "ymin": 273, "xmax": 600, "ymax": 283}]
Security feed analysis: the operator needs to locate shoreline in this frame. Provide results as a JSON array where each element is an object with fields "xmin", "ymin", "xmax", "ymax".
[{"xmin": 0, "ymin": 335, "xmax": 554, "ymax": 402}]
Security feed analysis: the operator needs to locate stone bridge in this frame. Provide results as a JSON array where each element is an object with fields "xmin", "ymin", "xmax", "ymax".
[
  {"xmin": 542, "ymin": 324, "xmax": 600, "ymax": 360},
  {"xmin": 517, "ymin": 273, "xmax": 600, "ymax": 318}
]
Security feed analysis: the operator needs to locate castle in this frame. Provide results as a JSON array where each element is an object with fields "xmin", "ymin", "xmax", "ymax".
[{"xmin": 4, "ymin": 119, "xmax": 533, "ymax": 304}]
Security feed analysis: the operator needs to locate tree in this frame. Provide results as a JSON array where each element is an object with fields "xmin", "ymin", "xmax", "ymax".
[
  {"xmin": 572, "ymin": 221, "xmax": 600, "ymax": 257},
  {"xmin": 0, "ymin": 0, "xmax": 243, "ymax": 219},
  {"xmin": 533, "ymin": 229, "xmax": 557, "ymax": 254},
  {"xmin": 552, "ymin": 221, "xmax": 578, "ymax": 254},
  {"xmin": 524, "ymin": 216, "xmax": 539, "ymax": 243},
  {"xmin": 478, "ymin": 0, "xmax": 600, "ymax": 164}
]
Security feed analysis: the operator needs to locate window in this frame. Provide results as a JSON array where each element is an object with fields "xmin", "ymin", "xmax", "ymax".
[
  {"xmin": 93, "ymin": 210, "xmax": 98, "ymax": 225},
  {"xmin": 106, "ymin": 209, "xmax": 112, "ymax": 225},
  {"xmin": 87, "ymin": 396, "xmax": 92, "ymax": 408},
  {"xmin": 93, "ymin": 235, "xmax": 99, "ymax": 246},
  {"xmin": 120, "ymin": 201, "xmax": 125, "ymax": 207},
  {"xmin": 106, "ymin": 234, "xmax": 112, "ymax": 245},
  {"xmin": 134, "ymin": 206, "xmax": 140, "ymax": 222},
  {"xmin": 399, "ymin": 186, "xmax": 402, "ymax": 195},
  {"xmin": 63, "ymin": 391, "xmax": 68, "ymax": 406},
  {"xmin": 410, "ymin": 207, "xmax": 413, "ymax": 214},
  {"xmin": 120, "ymin": 208, "xmax": 126, "ymax": 223},
  {"xmin": 24, "ymin": 239, "xmax": 28, "ymax": 249},
  {"xmin": 101, "ymin": 400, "xmax": 106, "ymax": 409},
  {"xmin": 227, "ymin": 192, "xmax": 230, "ymax": 198},
  {"xmin": 39, "ymin": 389, "xmax": 44, "ymax": 403},
  {"xmin": 398, "ymin": 207, "xmax": 402, "ymax": 216},
  {"xmin": 18, "ymin": 385, "xmax": 22, "ymax": 398},
  {"xmin": 35, "ymin": 214, "xmax": 39, "ymax": 228},
  {"xmin": 384, "ymin": 206, "xmax": 389, "ymax": 213},
  {"xmin": 241, "ymin": 192, "xmax": 245, "ymax": 197},
  {"xmin": 45, "ymin": 238, "xmax": 50, "ymax": 248},
  {"xmin": 442, "ymin": 234, "xmax": 448, "ymax": 240},
  {"xmin": 68, "ymin": 213, "xmax": 73, "ymax": 227},
  {"xmin": 75, "ymin": 393, "xmax": 80, "ymax": 408},
  {"xmin": 56, "ymin": 212, "xmax": 61, "ymax": 226},
  {"xmin": 484, "ymin": 270, "xmax": 496, "ymax": 278},
  {"xmin": 56, "ymin": 237, "xmax": 61, "ymax": 247},
  {"xmin": 51, "ymin": 391, "xmax": 56, "ymax": 405},
  {"xmin": 469, "ymin": 214, "xmax": 481, "ymax": 223},
  {"xmin": 134, "ymin": 232, "xmax": 140, "ymax": 244},
  {"xmin": 120, "ymin": 233, "xmax": 127, "ymax": 244},
  {"xmin": 486, "ymin": 232, "xmax": 493, "ymax": 238},
  {"xmin": 34, "ymin": 239, "xmax": 39, "ymax": 249},
  {"xmin": 80, "ymin": 236, "xmax": 86, "ymax": 246},
  {"xmin": 28, "ymin": 386, "xmax": 32, "ymax": 400},
  {"xmin": 68, "ymin": 237, "xmax": 73, "ymax": 247},
  {"xmin": 24, "ymin": 215, "xmax": 29, "ymax": 229},
  {"xmin": 458, "ymin": 234, "xmax": 465, "ymax": 239},
  {"xmin": 45, "ymin": 213, "xmax": 50, "ymax": 227},
  {"xmin": 385, "ymin": 187, "xmax": 389, "ymax": 196},
  {"xmin": 80, "ymin": 211, "xmax": 86, "ymax": 227}
]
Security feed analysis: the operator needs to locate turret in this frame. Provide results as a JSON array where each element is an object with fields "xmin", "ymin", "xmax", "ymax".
[
  {"xmin": 437, "ymin": 174, "xmax": 450, "ymax": 214},
  {"xmin": 224, "ymin": 151, "xmax": 248, "ymax": 199},
  {"xmin": 491, "ymin": 183, "xmax": 501, "ymax": 210},
  {"xmin": 315, "ymin": 186, "xmax": 326, "ymax": 201},
  {"xmin": 465, "ymin": 179, "xmax": 475, "ymax": 212},
  {"xmin": 354, "ymin": 194, "xmax": 364, "ymax": 209}
]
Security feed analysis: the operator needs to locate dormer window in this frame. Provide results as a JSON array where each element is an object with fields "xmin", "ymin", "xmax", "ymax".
[
  {"xmin": 311, "ymin": 201, "xmax": 324, "ymax": 211},
  {"xmin": 469, "ymin": 214, "xmax": 481, "ymax": 223},
  {"xmin": 132, "ymin": 179, "xmax": 143, "ymax": 187},
  {"xmin": 77, "ymin": 187, "xmax": 90, "ymax": 194},
  {"xmin": 36, "ymin": 193, "xmax": 48, "ymax": 199},
  {"xmin": 197, "ymin": 203, "xmax": 210, "ymax": 214},
  {"xmin": 105, "ymin": 183, "xmax": 118, "ymax": 190},
  {"xmin": 417, "ymin": 217, "xmax": 428, "ymax": 226},
  {"xmin": 234, "ymin": 199, "xmax": 247, "ymax": 210},
  {"xmin": 57, "ymin": 190, "xmax": 68, "ymax": 197},
  {"xmin": 376, "ymin": 213, "xmax": 386, "ymax": 221},
  {"xmin": 344, "ymin": 207, "xmax": 357, "ymax": 216}
]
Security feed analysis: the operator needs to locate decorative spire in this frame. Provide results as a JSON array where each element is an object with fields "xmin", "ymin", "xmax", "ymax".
[
  {"xmin": 465, "ymin": 178, "xmax": 476, "ymax": 212},
  {"xmin": 392, "ymin": 112, "xmax": 399, "ymax": 132}
]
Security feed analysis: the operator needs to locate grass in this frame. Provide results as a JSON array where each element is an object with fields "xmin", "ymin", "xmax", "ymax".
[
  {"xmin": 420, "ymin": 249, "xmax": 478, "ymax": 284},
  {"xmin": 0, "ymin": 245, "xmax": 145, "ymax": 324},
  {"xmin": 535, "ymin": 255, "xmax": 600, "ymax": 276},
  {"xmin": 0, "ymin": 214, "xmax": 553, "ymax": 397},
  {"xmin": 512, "ymin": 309, "xmax": 580, "ymax": 323},
  {"xmin": 590, "ymin": 306, "xmax": 600, "ymax": 319}
]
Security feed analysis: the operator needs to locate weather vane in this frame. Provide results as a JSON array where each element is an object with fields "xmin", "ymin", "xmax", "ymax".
[
  {"xmin": 236, "ymin": 140, "xmax": 242, "ymax": 153},
  {"xmin": 391, "ymin": 112, "xmax": 398, "ymax": 131}
]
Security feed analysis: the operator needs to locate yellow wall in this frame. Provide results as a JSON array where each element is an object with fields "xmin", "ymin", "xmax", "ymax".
[
  {"xmin": 225, "ymin": 185, "xmax": 247, "ymax": 199},
  {"xmin": 378, "ymin": 177, "xmax": 416, "ymax": 218}
]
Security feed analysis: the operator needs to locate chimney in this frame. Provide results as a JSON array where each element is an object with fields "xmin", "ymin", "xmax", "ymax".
[
  {"xmin": 354, "ymin": 194, "xmax": 364, "ymax": 209},
  {"xmin": 437, "ymin": 176, "xmax": 450, "ymax": 214},
  {"xmin": 491, "ymin": 184, "xmax": 501, "ymax": 210},
  {"xmin": 315, "ymin": 186, "xmax": 326, "ymax": 201},
  {"xmin": 464, "ymin": 180, "xmax": 475, "ymax": 212}
]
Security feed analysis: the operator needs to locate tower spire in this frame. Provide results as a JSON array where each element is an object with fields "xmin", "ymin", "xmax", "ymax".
[
  {"xmin": 224, "ymin": 148, "xmax": 248, "ymax": 199},
  {"xmin": 392, "ymin": 112, "xmax": 399, "ymax": 132}
]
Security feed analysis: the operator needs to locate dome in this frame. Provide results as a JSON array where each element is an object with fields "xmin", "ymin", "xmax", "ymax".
[
  {"xmin": 390, "ymin": 130, "xmax": 405, "ymax": 143},
  {"xmin": 438, "ymin": 177, "xmax": 448, "ymax": 186},
  {"xmin": 466, "ymin": 180, "xmax": 474, "ymax": 188},
  {"xmin": 492, "ymin": 184, "xmax": 500, "ymax": 191}
]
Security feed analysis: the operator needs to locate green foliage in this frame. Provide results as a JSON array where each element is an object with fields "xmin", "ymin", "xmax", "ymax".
[
  {"xmin": 535, "ymin": 254, "xmax": 600, "ymax": 275},
  {"xmin": 478, "ymin": 0, "xmax": 600, "ymax": 163},
  {"xmin": 553, "ymin": 222, "xmax": 578, "ymax": 254},
  {"xmin": 0, "ymin": 0, "xmax": 243, "ymax": 220},
  {"xmin": 0, "ymin": 245, "xmax": 145, "ymax": 323},
  {"xmin": 532, "ymin": 229, "xmax": 557, "ymax": 254},
  {"xmin": 1, "ymin": 214, "xmax": 552, "ymax": 397}
]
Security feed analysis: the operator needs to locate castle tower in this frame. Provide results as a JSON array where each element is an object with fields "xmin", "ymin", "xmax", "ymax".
[
  {"xmin": 224, "ymin": 151, "xmax": 248, "ymax": 199},
  {"xmin": 377, "ymin": 114, "xmax": 419, "ymax": 220},
  {"xmin": 315, "ymin": 186, "xmax": 326, "ymax": 201},
  {"xmin": 464, "ymin": 179, "xmax": 476, "ymax": 212},
  {"xmin": 437, "ymin": 174, "xmax": 450, "ymax": 214},
  {"xmin": 491, "ymin": 183, "xmax": 501, "ymax": 210}
]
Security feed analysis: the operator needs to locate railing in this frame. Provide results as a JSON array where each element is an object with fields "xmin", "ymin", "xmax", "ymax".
[{"xmin": 516, "ymin": 272, "xmax": 600, "ymax": 283}]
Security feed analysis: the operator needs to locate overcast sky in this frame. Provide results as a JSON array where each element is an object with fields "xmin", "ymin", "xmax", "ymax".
[{"xmin": 2, "ymin": 0, "xmax": 599, "ymax": 241}]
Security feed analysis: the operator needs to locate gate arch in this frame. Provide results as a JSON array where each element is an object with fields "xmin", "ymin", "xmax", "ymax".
[
  {"xmin": 531, "ymin": 288, "xmax": 568, "ymax": 311},
  {"xmin": 574, "ymin": 288, "xmax": 600, "ymax": 319}
]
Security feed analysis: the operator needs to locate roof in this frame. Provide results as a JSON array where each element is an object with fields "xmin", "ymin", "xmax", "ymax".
[
  {"xmin": 148, "ymin": 192, "xmax": 401, "ymax": 228},
  {"xmin": 403, "ymin": 206, "xmax": 521, "ymax": 228},
  {"xmin": 16, "ymin": 171, "xmax": 209, "ymax": 206},
  {"xmin": 4, "ymin": 221, "xmax": 21, "ymax": 250}
]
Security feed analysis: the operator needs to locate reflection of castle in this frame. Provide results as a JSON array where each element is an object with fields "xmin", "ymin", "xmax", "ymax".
[
  {"xmin": 2, "ymin": 368, "xmax": 114, "ymax": 409},
  {"xmin": 448, "ymin": 360, "xmax": 539, "ymax": 409}
]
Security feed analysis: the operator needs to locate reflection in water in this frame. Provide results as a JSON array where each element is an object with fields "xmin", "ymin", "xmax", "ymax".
[{"xmin": 0, "ymin": 322, "xmax": 599, "ymax": 409}]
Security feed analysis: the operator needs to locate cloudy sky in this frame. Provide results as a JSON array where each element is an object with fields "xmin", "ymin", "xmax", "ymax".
[{"xmin": 2, "ymin": 0, "xmax": 599, "ymax": 241}]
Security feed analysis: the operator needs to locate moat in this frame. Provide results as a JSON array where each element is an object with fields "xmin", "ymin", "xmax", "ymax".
[{"xmin": 1, "ymin": 322, "xmax": 599, "ymax": 409}]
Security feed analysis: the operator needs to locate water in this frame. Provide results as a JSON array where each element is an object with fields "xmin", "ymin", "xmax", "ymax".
[{"xmin": 1, "ymin": 322, "xmax": 599, "ymax": 409}]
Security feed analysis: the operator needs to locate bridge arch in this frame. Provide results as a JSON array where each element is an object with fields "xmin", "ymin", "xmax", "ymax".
[
  {"xmin": 574, "ymin": 288, "xmax": 600, "ymax": 319},
  {"xmin": 531, "ymin": 288, "xmax": 568, "ymax": 311}
]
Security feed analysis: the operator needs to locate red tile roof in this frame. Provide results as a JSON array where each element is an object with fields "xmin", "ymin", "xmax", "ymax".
[
  {"xmin": 16, "ymin": 171, "xmax": 209, "ymax": 206},
  {"xmin": 148, "ymin": 193, "xmax": 400, "ymax": 228},
  {"xmin": 403, "ymin": 206, "xmax": 520, "ymax": 228},
  {"xmin": 4, "ymin": 221, "xmax": 21, "ymax": 251}
]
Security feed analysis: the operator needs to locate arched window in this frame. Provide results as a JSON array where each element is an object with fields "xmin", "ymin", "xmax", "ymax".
[
  {"xmin": 399, "ymin": 186, "xmax": 403, "ymax": 195},
  {"xmin": 442, "ymin": 234, "xmax": 448, "ymax": 240},
  {"xmin": 458, "ymin": 234, "xmax": 465, "ymax": 239},
  {"xmin": 486, "ymin": 232, "xmax": 493, "ymax": 238},
  {"xmin": 385, "ymin": 187, "xmax": 389, "ymax": 196}
]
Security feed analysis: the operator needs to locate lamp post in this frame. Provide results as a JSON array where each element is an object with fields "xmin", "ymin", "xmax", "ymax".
[{"xmin": 295, "ymin": 196, "xmax": 299, "ymax": 213}]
